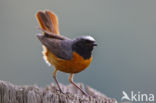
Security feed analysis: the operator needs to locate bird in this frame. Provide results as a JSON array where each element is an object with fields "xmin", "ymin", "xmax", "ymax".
[{"xmin": 36, "ymin": 10, "xmax": 97, "ymax": 96}]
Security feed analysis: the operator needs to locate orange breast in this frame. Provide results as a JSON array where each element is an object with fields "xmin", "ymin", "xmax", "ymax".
[{"xmin": 42, "ymin": 46, "xmax": 93, "ymax": 73}]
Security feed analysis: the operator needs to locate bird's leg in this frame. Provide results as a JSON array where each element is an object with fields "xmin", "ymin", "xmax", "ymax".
[
  {"xmin": 52, "ymin": 69, "xmax": 64, "ymax": 93},
  {"xmin": 68, "ymin": 74, "xmax": 88, "ymax": 96}
]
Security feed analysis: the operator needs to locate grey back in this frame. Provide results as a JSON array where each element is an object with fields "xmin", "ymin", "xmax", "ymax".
[{"xmin": 37, "ymin": 34, "xmax": 73, "ymax": 60}]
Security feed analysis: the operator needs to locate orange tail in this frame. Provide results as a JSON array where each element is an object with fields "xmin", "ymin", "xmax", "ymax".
[{"xmin": 36, "ymin": 10, "xmax": 60, "ymax": 35}]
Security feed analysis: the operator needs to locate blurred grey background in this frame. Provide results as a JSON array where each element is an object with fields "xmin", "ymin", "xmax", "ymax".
[{"xmin": 0, "ymin": 0, "xmax": 156, "ymax": 101}]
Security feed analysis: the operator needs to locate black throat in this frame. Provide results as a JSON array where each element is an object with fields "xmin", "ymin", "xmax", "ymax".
[{"xmin": 72, "ymin": 44, "xmax": 93, "ymax": 59}]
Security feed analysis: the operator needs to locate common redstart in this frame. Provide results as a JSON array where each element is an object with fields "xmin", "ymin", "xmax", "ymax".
[{"xmin": 36, "ymin": 10, "xmax": 97, "ymax": 96}]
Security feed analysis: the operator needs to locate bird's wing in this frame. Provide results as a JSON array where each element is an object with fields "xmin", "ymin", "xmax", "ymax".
[
  {"xmin": 36, "ymin": 10, "xmax": 60, "ymax": 35},
  {"xmin": 37, "ymin": 34, "xmax": 73, "ymax": 60}
]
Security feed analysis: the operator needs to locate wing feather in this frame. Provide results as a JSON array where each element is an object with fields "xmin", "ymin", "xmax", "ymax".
[{"xmin": 37, "ymin": 35, "xmax": 73, "ymax": 60}]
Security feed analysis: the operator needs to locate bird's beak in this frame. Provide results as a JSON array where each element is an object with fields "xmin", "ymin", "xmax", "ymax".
[{"xmin": 93, "ymin": 43, "xmax": 97, "ymax": 46}]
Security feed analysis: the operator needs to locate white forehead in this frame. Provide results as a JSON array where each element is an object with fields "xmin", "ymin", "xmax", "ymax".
[{"xmin": 82, "ymin": 36, "xmax": 95, "ymax": 41}]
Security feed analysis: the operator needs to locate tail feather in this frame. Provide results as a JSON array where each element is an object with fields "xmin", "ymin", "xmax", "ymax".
[{"xmin": 36, "ymin": 10, "xmax": 60, "ymax": 35}]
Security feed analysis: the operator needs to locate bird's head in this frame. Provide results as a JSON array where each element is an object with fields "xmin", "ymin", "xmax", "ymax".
[{"xmin": 72, "ymin": 36, "xmax": 97, "ymax": 59}]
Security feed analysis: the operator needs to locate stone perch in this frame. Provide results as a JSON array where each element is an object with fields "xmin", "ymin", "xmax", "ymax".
[{"xmin": 0, "ymin": 80, "xmax": 117, "ymax": 103}]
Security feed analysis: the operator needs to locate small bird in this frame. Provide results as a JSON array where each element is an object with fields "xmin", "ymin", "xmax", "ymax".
[{"xmin": 36, "ymin": 10, "xmax": 97, "ymax": 96}]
